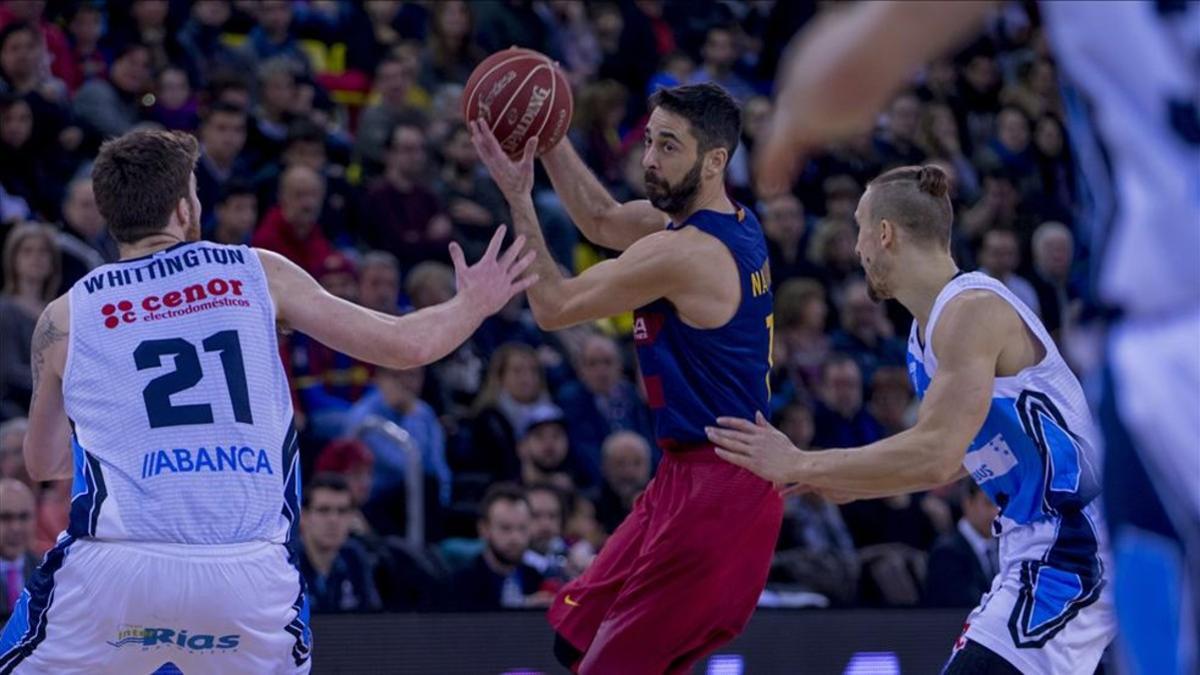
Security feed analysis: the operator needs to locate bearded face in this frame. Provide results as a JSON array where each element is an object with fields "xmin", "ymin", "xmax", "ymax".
[{"xmin": 644, "ymin": 156, "xmax": 703, "ymax": 215}]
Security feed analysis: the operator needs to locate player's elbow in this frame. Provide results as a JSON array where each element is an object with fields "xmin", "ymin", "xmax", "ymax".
[
  {"xmin": 23, "ymin": 438, "xmax": 68, "ymax": 482},
  {"xmin": 531, "ymin": 308, "xmax": 568, "ymax": 332},
  {"xmin": 917, "ymin": 433, "xmax": 968, "ymax": 486}
]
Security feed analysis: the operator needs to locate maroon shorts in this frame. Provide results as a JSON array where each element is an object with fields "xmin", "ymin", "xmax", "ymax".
[{"xmin": 547, "ymin": 446, "xmax": 783, "ymax": 674}]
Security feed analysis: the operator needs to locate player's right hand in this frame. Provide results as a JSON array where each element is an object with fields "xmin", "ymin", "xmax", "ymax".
[{"xmin": 450, "ymin": 225, "xmax": 539, "ymax": 317}]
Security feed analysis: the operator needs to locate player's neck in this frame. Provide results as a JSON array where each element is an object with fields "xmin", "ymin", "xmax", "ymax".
[
  {"xmin": 893, "ymin": 252, "xmax": 960, "ymax": 330},
  {"xmin": 118, "ymin": 232, "xmax": 188, "ymax": 261},
  {"xmin": 675, "ymin": 187, "xmax": 734, "ymax": 223}
]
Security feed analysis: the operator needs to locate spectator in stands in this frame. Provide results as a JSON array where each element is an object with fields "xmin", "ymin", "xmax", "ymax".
[
  {"xmin": 960, "ymin": 169, "xmax": 1021, "ymax": 247},
  {"xmin": 451, "ymin": 483, "xmax": 546, "ymax": 610},
  {"xmin": 515, "ymin": 403, "xmax": 576, "ymax": 490},
  {"xmin": 1031, "ymin": 113, "xmax": 1074, "ymax": 220},
  {"xmin": 917, "ymin": 103, "xmax": 980, "ymax": 202},
  {"xmin": 355, "ymin": 51, "xmax": 425, "ymax": 177},
  {"xmin": 436, "ymin": 121, "xmax": 509, "ymax": 262},
  {"xmin": 761, "ymin": 193, "xmax": 820, "ymax": 289},
  {"xmin": 591, "ymin": 431, "xmax": 651, "ymax": 535},
  {"xmin": 344, "ymin": 365, "xmax": 451, "ymax": 508},
  {"xmin": 975, "ymin": 106, "xmax": 1037, "ymax": 192},
  {"xmin": 148, "ymin": 66, "xmax": 198, "ymax": 131},
  {"xmin": 64, "ymin": 4, "xmax": 107, "ymax": 88},
  {"xmin": 358, "ymin": 250, "xmax": 401, "ymax": 315},
  {"xmin": 806, "ymin": 218, "xmax": 860, "ymax": 287},
  {"xmin": 689, "ymin": 24, "xmax": 755, "ymax": 102},
  {"xmin": 241, "ymin": 0, "xmax": 310, "ymax": 74},
  {"xmin": 177, "ymin": 0, "xmax": 250, "ymax": 88},
  {"xmin": 1000, "ymin": 58, "xmax": 1060, "ymax": 124},
  {"xmin": 0, "ymin": 1, "xmax": 78, "ymax": 91},
  {"xmin": 773, "ymin": 278, "xmax": 830, "ymax": 391},
  {"xmin": 956, "ymin": 48, "xmax": 1002, "ymax": 154},
  {"xmin": 418, "ymin": 0, "xmax": 484, "ymax": 91},
  {"xmin": 299, "ymin": 473, "xmax": 383, "ymax": 613},
  {"xmin": 557, "ymin": 334, "xmax": 651, "ymax": 485},
  {"xmin": 72, "ymin": 42, "xmax": 151, "ymax": 139},
  {"xmin": 0, "ymin": 223, "xmax": 59, "ymax": 420},
  {"xmin": 254, "ymin": 119, "xmax": 355, "ymax": 245},
  {"xmin": 874, "ymin": 91, "xmax": 926, "ymax": 168},
  {"xmin": 246, "ymin": 56, "xmax": 300, "ymax": 162},
  {"xmin": 924, "ymin": 479, "xmax": 999, "ymax": 607},
  {"xmin": 976, "ymin": 227, "xmax": 1040, "ymax": 315},
  {"xmin": 830, "ymin": 279, "xmax": 906, "ymax": 387},
  {"xmin": 251, "ymin": 165, "xmax": 334, "ymax": 274},
  {"xmin": 727, "ymin": 95, "xmax": 771, "ymax": 202},
  {"xmin": 1031, "ymin": 221, "xmax": 1081, "ymax": 344},
  {"xmin": 0, "ymin": 93, "xmax": 66, "ymax": 221},
  {"xmin": 811, "ymin": 354, "xmax": 884, "ymax": 449},
  {"xmin": 0, "ymin": 478, "xmax": 36, "ymax": 622},
  {"xmin": 209, "ymin": 180, "xmax": 257, "ymax": 246},
  {"xmin": 867, "ymin": 366, "xmax": 916, "ymax": 437},
  {"xmin": 407, "ymin": 261, "xmax": 484, "ymax": 419},
  {"xmin": 56, "ymin": 176, "xmax": 114, "ymax": 291},
  {"xmin": 570, "ymin": 80, "xmax": 629, "ymax": 188},
  {"xmin": 523, "ymin": 483, "xmax": 572, "ymax": 583},
  {"xmin": 465, "ymin": 344, "xmax": 551, "ymax": 479},
  {"xmin": 314, "ymin": 438, "xmax": 374, "ymax": 537},
  {"xmin": 0, "ymin": 19, "xmax": 76, "ymax": 156},
  {"xmin": 286, "ymin": 252, "xmax": 373, "ymax": 441},
  {"xmin": 0, "ymin": 418, "xmax": 27, "ymax": 482},
  {"xmin": 196, "ymin": 101, "xmax": 249, "ymax": 223},
  {"xmin": 361, "ymin": 121, "xmax": 452, "ymax": 269},
  {"xmin": 822, "ymin": 174, "xmax": 862, "ymax": 224}
]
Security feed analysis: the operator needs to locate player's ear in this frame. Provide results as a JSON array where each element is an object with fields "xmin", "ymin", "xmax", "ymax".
[
  {"xmin": 879, "ymin": 218, "xmax": 896, "ymax": 249},
  {"xmin": 704, "ymin": 147, "xmax": 728, "ymax": 178}
]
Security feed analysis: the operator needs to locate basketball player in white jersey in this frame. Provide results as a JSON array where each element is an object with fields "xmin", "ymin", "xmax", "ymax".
[
  {"xmin": 709, "ymin": 165, "xmax": 1116, "ymax": 674},
  {"xmin": 0, "ymin": 130, "xmax": 537, "ymax": 674},
  {"xmin": 745, "ymin": 3, "xmax": 1199, "ymax": 673}
]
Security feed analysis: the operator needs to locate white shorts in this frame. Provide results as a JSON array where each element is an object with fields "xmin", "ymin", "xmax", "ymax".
[
  {"xmin": 0, "ymin": 537, "xmax": 311, "ymax": 675},
  {"xmin": 951, "ymin": 505, "xmax": 1117, "ymax": 674}
]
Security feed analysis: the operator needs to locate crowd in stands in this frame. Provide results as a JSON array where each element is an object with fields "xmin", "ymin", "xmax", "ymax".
[{"xmin": 0, "ymin": 0, "xmax": 1086, "ymax": 617}]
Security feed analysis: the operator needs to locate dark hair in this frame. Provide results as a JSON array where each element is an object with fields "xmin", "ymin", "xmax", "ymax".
[
  {"xmin": 820, "ymin": 352, "xmax": 861, "ymax": 382},
  {"xmin": 92, "ymin": 130, "xmax": 200, "ymax": 243},
  {"xmin": 286, "ymin": 118, "xmax": 326, "ymax": 149},
  {"xmin": 525, "ymin": 482, "xmax": 567, "ymax": 528},
  {"xmin": 865, "ymin": 164, "xmax": 954, "ymax": 246},
  {"xmin": 302, "ymin": 472, "xmax": 351, "ymax": 508},
  {"xmin": 217, "ymin": 178, "xmax": 255, "ymax": 204},
  {"xmin": 114, "ymin": 41, "xmax": 150, "ymax": 63},
  {"xmin": 387, "ymin": 120, "xmax": 426, "ymax": 150},
  {"xmin": 201, "ymin": 100, "xmax": 246, "ymax": 126},
  {"xmin": 648, "ymin": 82, "xmax": 741, "ymax": 157},
  {"xmin": 0, "ymin": 22, "xmax": 37, "ymax": 57},
  {"xmin": 478, "ymin": 482, "xmax": 528, "ymax": 521}
]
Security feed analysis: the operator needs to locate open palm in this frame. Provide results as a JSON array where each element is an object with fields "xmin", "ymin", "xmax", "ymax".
[{"xmin": 451, "ymin": 225, "xmax": 538, "ymax": 317}]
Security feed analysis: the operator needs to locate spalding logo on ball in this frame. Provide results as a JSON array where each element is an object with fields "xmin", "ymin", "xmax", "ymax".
[{"xmin": 462, "ymin": 47, "xmax": 574, "ymax": 159}]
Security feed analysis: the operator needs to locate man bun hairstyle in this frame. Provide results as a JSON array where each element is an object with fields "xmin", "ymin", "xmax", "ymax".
[{"xmin": 865, "ymin": 164, "xmax": 954, "ymax": 246}]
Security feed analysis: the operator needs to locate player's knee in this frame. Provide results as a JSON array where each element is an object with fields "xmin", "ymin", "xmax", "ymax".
[{"xmin": 554, "ymin": 632, "xmax": 583, "ymax": 671}]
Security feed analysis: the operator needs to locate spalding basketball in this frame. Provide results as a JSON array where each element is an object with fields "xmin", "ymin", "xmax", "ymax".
[{"xmin": 461, "ymin": 47, "xmax": 573, "ymax": 159}]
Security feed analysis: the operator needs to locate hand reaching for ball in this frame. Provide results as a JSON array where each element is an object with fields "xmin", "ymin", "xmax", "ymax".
[{"xmin": 469, "ymin": 119, "xmax": 538, "ymax": 200}]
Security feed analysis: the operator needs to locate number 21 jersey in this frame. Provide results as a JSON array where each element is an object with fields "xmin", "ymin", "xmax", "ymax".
[{"xmin": 64, "ymin": 242, "xmax": 298, "ymax": 545}]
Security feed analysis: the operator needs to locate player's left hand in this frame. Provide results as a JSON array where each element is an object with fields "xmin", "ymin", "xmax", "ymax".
[
  {"xmin": 469, "ymin": 119, "xmax": 537, "ymax": 199},
  {"xmin": 706, "ymin": 411, "xmax": 807, "ymax": 484}
]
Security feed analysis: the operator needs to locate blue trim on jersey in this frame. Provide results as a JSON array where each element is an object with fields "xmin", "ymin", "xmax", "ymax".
[
  {"xmin": 277, "ymin": 419, "xmax": 311, "ymax": 666},
  {"xmin": 0, "ymin": 537, "xmax": 75, "ymax": 674},
  {"xmin": 1008, "ymin": 509, "xmax": 1105, "ymax": 648},
  {"xmin": 150, "ymin": 663, "xmax": 184, "ymax": 675},
  {"xmin": 66, "ymin": 437, "xmax": 107, "ymax": 537}
]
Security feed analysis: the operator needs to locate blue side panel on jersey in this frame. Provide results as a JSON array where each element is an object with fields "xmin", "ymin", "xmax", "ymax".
[
  {"xmin": 1041, "ymin": 416, "xmax": 1082, "ymax": 494},
  {"xmin": 66, "ymin": 437, "xmax": 107, "ymax": 537},
  {"xmin": 906, "ymin": 352, "xmax": 931, "ymax": 399},
  {"xmin": 0, "ymin": 537, "xmax": 75, "ymax": 674},
  {"xmin": 1028, "ymin": 566, "xmax": 1085, "ymax": 630},
  {"xmin": 967, "ymin": 399, "xmax": 1045, "ymax": 525}
]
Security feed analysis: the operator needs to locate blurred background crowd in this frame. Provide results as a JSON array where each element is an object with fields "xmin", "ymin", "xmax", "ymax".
[{"xmin": 0, "ymin": 0, "xmax": 1086, "ymax": 618}]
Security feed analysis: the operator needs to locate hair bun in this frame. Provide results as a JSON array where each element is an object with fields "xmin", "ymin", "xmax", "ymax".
[{"xmin": 918, "ymin": 165, "xmax": 949, "ymax": 198}]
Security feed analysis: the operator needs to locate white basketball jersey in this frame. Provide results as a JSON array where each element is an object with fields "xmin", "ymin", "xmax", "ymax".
[
  {"xmin": 1040, "ymin": 1, "xmax": 1200, "ymax": 319},
  {"xmin": 64, "ymin": 242, "xmax": 298, "ymax": 545}
]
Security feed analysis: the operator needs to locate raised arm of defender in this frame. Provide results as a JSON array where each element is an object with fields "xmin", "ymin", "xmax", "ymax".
[
  {"xmin": 538, "ymin": 132, "xmax": 667, "ymax": 251},
  {"xmin": 707, "ymin": 291, "xmax": 1012, "ymax": 498},
  {"xmin": 261, "ymin": 227, "xmax": 537, "ymax": 369}
]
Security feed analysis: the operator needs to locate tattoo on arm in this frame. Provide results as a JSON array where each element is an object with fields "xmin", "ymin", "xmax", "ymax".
[{"xmin": 29, "ymin": 312, "xmax": 67, "ymax": 408}]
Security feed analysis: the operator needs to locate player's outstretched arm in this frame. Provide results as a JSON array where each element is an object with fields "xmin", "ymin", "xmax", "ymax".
[
  {"xmin": 259, "ymin": 227, "xmax": 537, "ymax": 369},
  {"xmin": 757, "ymin": 0, "xmax": 997, "ymax": 195},
  {"xmin": 538, "ymin": 132, "xmax": 667, "ymax": 251},
  {"xmin": 709, "ymin": 291, "xmax": 1005, "ymax": 495},
  {"xmin": 24, "ymin": 296, "xmax": 73, "ymax": 482},
  {"xmin": 471, "ymin": 123, "xmax": 696, "ymax": 330}
]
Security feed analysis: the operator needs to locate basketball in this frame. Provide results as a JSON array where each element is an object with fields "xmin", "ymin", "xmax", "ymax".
[{"xmin": 461, "ymin": 47, "xmax": 573, "ymax": 159}]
